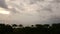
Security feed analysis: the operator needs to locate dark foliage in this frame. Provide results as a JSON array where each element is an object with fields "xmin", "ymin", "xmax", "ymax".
[{"xmin": 0, "ymin": 23, "xmax": 60, "ymax": 34}]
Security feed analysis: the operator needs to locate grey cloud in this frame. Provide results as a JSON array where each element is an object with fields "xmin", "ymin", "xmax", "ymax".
[
  {"xmin": 24, "ymin": 0, "xmax": 44, "ymax": 5},
  {"xmin": 42, "ymin": 6, "xmax": 53, "ymax": 13},
  {"xmin": 9, "ymin": 8, "xmax": 20, "ymax": 14},
  {"xmin": 47, "ymin": 16, "xmax": 60, "ymax": 24},
  {"xmin": 31, "ymin": 0, "xmax": 44, "ymax": 4},
  {"xmin": 0, "ymin": 0, "xmax": 8, "ymax": 9},
  {"xmin": 36, "ymin": 16, "xmax": 60, "ymax": 24},
  {"xmin": 1, "ymin": 0, "xmax": 60, "ymax": 25},
  {"xmin": 53, "ymin": 0, "xmax": 60, "ymax": 3}
]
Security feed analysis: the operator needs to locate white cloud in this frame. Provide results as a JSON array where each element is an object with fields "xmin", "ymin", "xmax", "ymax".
[{"xmin": 0, "ymin": 8, "xmax": 10, "ymax": 14}]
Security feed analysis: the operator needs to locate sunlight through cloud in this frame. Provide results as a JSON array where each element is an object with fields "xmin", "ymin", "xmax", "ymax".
[{"xmin": 0, "ymin": 8, "xmax": 10, "ymax": 14}]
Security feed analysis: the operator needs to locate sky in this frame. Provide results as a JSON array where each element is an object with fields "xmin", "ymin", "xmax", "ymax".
[{"xmin": 0, "ymin": 0, "xmax": 60, "ymax": 25}]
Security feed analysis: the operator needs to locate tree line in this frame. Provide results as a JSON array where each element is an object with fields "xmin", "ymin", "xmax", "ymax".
[{"xmin": 0, "ymin": 23, "xmax": 60, "ymax": 34}]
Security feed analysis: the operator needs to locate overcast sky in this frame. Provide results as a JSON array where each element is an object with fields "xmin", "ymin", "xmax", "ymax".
[{"xmin": 0, "ymin": 0, "xmax": 60, "ymax": 25}]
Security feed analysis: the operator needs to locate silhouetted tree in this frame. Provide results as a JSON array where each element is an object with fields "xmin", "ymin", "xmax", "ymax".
[
  {"xmin": 43, "ymin": 24, "xmax": 50, "ymax": 28},
  {"xmin": 0, "ymin": 24, "xmax": 13, "ymax": 34},
  {"xmin": 19, "ymin": 24, "xmax": 23, "ymax": 28},
  {"xmin": 12, "ymin": 24, "xmax": 17, "ymax": 28},
  {"xmin": 51, "ymin": 23, "xmax": 60, "ymax": 34},
  {"xmin": 0, "ymin": 24, "xmax": 5, "ymax": 34},
  {"xmin": 31, "ymin": 25, "xmax": 34, "ymax": 27},
  {"xmin": 4, "ymin": 24, "xmax": 13, "ymax": 34},
  {"xmin": 0, "ymin": 23, "xmax": 60, "ymax": 34},
  {"xmin": 35, "ymin": 24, "xmax": 43, "ymax": 28}
]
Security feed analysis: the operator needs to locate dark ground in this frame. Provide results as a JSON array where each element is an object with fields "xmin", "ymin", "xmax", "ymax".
[{"xmin": 0, "ymin": 23, "xmax": 60, "ymax": 34}]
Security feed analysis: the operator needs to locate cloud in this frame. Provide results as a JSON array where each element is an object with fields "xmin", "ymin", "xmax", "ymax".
[
  {"xmin": 46, "ymin": 15, "xmax": 60, "ymax": 24},
  {"xmin": 0, "ymin": 0, "xmax": 8, "ymax": 9},
  {"xmin": 0, "ymin": 0, "xmax": 60, "ymax": 25},
  {"xmin": 53, "ymin": 0, "xmax": 60, "ymax": 3},
  {"xmin": 23, "ymin": 0, "xmax": 44, "ymax": 5}
]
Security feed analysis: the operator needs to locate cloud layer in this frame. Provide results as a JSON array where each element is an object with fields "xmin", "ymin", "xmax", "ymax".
[{"xmin": 0, "ymin": 0, "xmax": 60, "ymax": 25}]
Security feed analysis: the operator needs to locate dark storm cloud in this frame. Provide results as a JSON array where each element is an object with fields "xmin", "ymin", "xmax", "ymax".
[{"xmin": 0, "ymin": 0, "xmax": 8, "ymax": 9}]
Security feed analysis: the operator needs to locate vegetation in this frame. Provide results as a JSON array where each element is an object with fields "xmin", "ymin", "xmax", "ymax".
[{"xmin": 0, "ymin": 23, "xmax": 60, "ymax": 34}]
